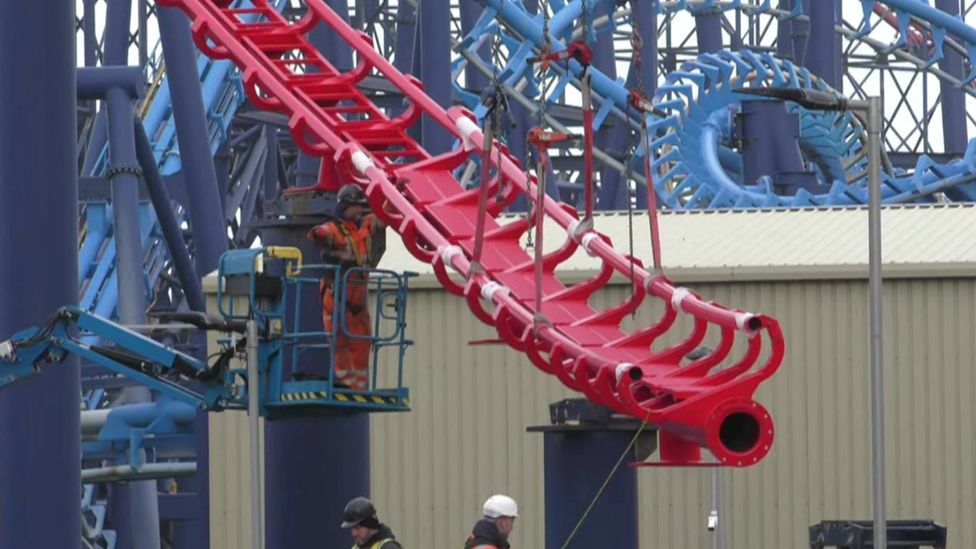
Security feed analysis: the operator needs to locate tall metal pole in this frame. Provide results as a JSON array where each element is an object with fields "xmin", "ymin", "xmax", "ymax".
[
  {"xmin": 0, "ymin": 1, "xmax": 81, "ymax": 547},
  {"xmin": 247, "ymin": 320, "xmax": 264, "ymax": 549},
  {"xmin": 710, "ymin": 468, "xmax": 728, "ymax": 549},
  {"xmin": 857, "ymin": 96, "xmax": 887, "ymax": 549},
  {"xmin": 106, "ymin": 84, "xmax": 163, "ymax": 549}
]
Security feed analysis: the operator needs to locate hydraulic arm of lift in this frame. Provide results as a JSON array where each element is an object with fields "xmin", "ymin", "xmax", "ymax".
[{"xmin": 0, "ymin": 247, "xmax": 413, "ymax": 418}]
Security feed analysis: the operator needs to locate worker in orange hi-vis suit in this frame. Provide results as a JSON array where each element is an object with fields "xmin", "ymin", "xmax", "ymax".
[{"xmin": 307, "ymin": 184, "xmax": 387, "ymax": 390}]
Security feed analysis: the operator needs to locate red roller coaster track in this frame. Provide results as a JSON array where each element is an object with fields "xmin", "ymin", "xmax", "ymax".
[{"xmin": 157, "ymin": 0, "xmax": 786, "ymax": 466}]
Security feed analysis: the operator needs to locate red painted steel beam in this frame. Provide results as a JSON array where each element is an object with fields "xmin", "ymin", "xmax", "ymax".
[{"xmin": 156, "ymin": 0, "xmax": 786, "ymax": 466}]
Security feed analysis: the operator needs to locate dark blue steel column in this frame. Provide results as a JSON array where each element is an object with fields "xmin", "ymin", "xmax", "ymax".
[
  {"xmin": 536, "ymin": 428, "xmax": 639, "ymax": 548},
  {"xmin": 106, "ymin": 84, "xmax": 165, "ymax": 549},
  {"xmin": 158, "ymin": 10, "xmax": 230, "ymax": 549},
  {"xmin": 393, "ymin": 1, "xmax": 416, "ymax": 74},
  {"xmin": 418, "ymin": 0, "xmax": 453, "ymax": 154},
  {"xmin": 260, "ymin": 225, "xmax": 370, "ymax": 549},
  {"xmin": 598, "ymin": 1, "xmax": 656, "ymax": 210},
  {"xmin": 806, "ymin": 0, "xmax": 842, "ymax": 89},
  {"xmin": 936, "ymin": 0, "xmax": 968, "ymax": 154},
  {"xmin": 695, "ymin": 8, "xmax": 723, "ymax": 54},
  {"xmin": 0, "ymin": 1, "xmax": 80, "ymax": 547},
  {"xmin": 776, "ymin": 0, "xmax": 808, "ymax": 64},
  {"xmin": 739, "ymin": 100, "xmax": 814, "ymax": 193},
  {"xmin": 82, "ymin": 0, "xmax": 132, "ymax": 177},
  {"xmin": 157, "ymin": 6, "xmax": 229, "ymax": 275}
]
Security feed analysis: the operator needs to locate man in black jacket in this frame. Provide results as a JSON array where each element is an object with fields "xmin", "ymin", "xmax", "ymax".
[
  {"xmin": 341, "ymin": 496, "xmax": 402, "ymax": 549},
  {"xmin": 464, "ymin": 494, "xmax": 518, "ymax": 549}
]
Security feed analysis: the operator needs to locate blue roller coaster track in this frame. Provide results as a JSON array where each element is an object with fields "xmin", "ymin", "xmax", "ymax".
[{"xmin": 455, "ymin": 0, "xmax": 976, "ymax": 208}]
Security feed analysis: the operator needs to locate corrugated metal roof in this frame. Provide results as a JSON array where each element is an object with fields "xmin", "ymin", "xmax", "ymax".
[{"xmin": 377, "ymin": 203, "xmax": 976, "ymax": 284}]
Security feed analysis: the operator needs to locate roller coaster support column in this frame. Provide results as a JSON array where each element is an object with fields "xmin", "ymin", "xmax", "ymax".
[
  {"xmin": 81, "ymin": 0, "xmax": 132, "ymax": 177},
  {"xmin": 529, "ymin": 400, "xmax": 655, "ymax": 549},
  {"xmin": 157, "ymin": 6, "xmax": 228, "ymax": 275},
  {"xmin": 257, "ymin": 219, "xmax": 370, "ymax": 549},
  {"xmin": 776, "ymin": 0, "xmax": 808, "ymax": 64},
  {"xmin": 134, "ymin": 120, "xmax": 206, "ymax": 312},
  {"xmin": 297, "ymin": 0, "xmax": 353, "ymax": 188},
  {"xmin": 936, "ymin": 0, "xmax": 968, "ymax": 154},
  {"xmin": 158, "ymin": 9, "xmax": 230, "ymax": 548},
  {"xmin": 103, "ymin": 69, "xmax": 164, "ymax": 549},
  {"xmin": 807, "ymin": 0, "xmax": 842, "ymax": 89},
  {"xmin": 599, "ymin": 0, "xmax": 656, "ymax": 209},
  {"xmin": 0, "ymin": 1, "xmax": 80, "ymax": 546},
  {"xmin": 418, "ymin": 0, "xmax": 453, "ymax": 154},
  {"xmin": 695, "ymin": 7, "xmax": 723, "ymax": 54},
  {"xmin": 739, "ymin": 100, "xmax": 815, "ymax": 193}
]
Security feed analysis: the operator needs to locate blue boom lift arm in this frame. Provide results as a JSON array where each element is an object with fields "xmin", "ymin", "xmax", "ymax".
[{"xmin": 0, "ymin": 247, "xmax": 413, "ymax": 417}]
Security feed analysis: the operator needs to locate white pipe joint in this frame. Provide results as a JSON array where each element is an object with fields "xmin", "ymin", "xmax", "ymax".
[
  {"xmin": 438, "ymin": 245, "xmax": 463, "ymax": 269},
  {"xmin": 456, "ymin": 116, "xmax": 480, "ymax": 151},
  {"xmin": 670, "ymin": 287, "xmax": 693, "ymax": 313},
  {"xmin": 615, "ymin": 362, "xmax": 635, "ymax": 382},
  {"xmin": 480, "ymin": 281, "xmax": 510, "ymax": 301},
  {"xmin": 735, "ymin": 311, "xmax": 759, "ymax": 334},
  {"xmin": 567, "ymin": 220, "xmax": 598, "ymax": 257},
  {"xmin": 351, "ymin": 150, "xmax": 375, "ymax": 175}
]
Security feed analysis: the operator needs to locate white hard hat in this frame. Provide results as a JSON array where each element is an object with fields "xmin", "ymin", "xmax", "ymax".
[{"xmin": 483, "ymin": 494, "xmax": 519, "ymax": 518}]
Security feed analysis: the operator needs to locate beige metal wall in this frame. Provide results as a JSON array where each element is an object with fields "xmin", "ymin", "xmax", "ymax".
[{"xmin": 368, "ymin": 276, "xmax": 976, "ymax": 549}]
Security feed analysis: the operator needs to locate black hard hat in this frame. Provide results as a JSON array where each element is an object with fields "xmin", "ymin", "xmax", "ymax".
[
  {"xmin": 337, "ymin": 184, "xmax": 368, "ymax": 206},
  {"xmin": 341, "ymin": 497, "xmax": 377, "ymax": 529}
]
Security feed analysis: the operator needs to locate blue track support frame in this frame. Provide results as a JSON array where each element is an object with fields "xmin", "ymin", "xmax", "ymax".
[
  {"xmin": 461, "ymin": 2, "xmax": 490, "ymax": 91},
  {"xmin": 259, "ymin": 228, "xmax": 371, "ymax": 549},
  {"xmin": 157, "ymin": 6, "xmax": 229, "ymax": 276},
  {"xmin": 806, "ymin": 0, "xmax": 842, "ymax": 89},
  {"xmin": 936, "ymin": 0, "xmax": 969, "ymax": 154},
  {"xmin": 0, "ymin": 1, "xmax": 81, "ymax": 547},
  {"xmin": 536, "ymin": 428, "xmax": 638, "ymax": 548}
]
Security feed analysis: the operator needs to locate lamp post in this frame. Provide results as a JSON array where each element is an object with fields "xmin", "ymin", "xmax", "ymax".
[{"xmin": 736, "ymin": 87, "xmax": 886, "ymax": 549}]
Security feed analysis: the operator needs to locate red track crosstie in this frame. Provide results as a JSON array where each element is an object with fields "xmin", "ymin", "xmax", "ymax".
[{"xmin": 158, "ymin": 0, "xmax": 786, "ymax": 466}]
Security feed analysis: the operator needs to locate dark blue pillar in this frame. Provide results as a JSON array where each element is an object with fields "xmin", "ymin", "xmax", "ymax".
[
  {"xmin": 777, "ymin": 0, "xmax": 808, "ymax": 64},
  {"xmin": 537, "ymin": 428, "xmax": 639, "ymax": 548},
  {"xmin": 393, "ymin": 1, "xmax": 416, "ymax": 75},
  {"xmin": 82, "ymin": 0, "xmax": 131, "ymax": 177},
  {"xmin": 107, "ymin": 84, "xmax": 165, "ymax": 549},
  {"xmin": 806, "ymin": 0, "xmax": 842, "ymax": 89},
  {"xmin": 259, "ymin": 224, "xmax": 370, "ymax": 549},
  {"xmin": 695, "ymin": 10, "xmax": 723, "ymax": 54},
  {"xmin": 0, "ymin": 1, "xmax": 81, "ymax": 547},
  {"xmin": 740, "ymin": 101, "xmax": 822, "ymax": 195},
  {"xmin": 157, "ymin": 9, "xmax": 229, "ymax": 549},
  {"xmin": 157, "ymin": 6, "xmax": 228, "ymax": 276},
  {"xmin": 418, "ymin": 0, "xmax": 453, "ymax": 154},
  {"xmin": 598, "ymin": 1, "xmax": 657, "ymax": 210},
  {"xmin": 936, "ymin": 0, "xmax": 968, "ymax": 154}
]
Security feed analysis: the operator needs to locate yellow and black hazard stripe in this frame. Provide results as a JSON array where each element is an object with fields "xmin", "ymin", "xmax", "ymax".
[{"xmin": 281, "ymin": 391, "xmax": 408, "ymax": 406}]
